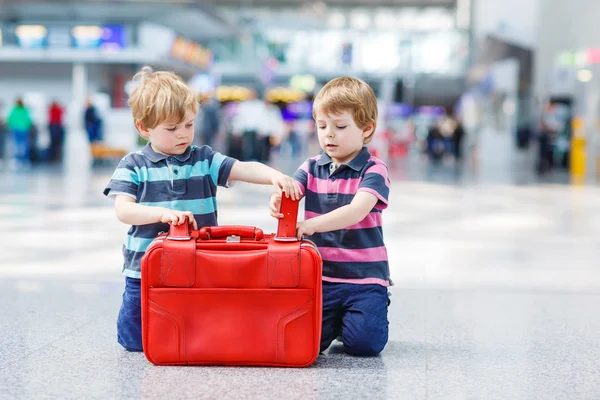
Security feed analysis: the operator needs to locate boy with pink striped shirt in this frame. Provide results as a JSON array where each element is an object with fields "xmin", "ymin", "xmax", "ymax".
[{"xmin": 270, "ymin": 77, "xmax": 391, "ymax": 356}]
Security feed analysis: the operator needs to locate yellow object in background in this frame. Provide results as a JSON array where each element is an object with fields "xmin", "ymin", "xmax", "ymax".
[{"xmin": 570, "ymin": 117, "xmax": 586, "ymax": 183}]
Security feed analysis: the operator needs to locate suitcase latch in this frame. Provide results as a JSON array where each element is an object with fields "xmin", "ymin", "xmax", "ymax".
[{"xmin": 226, "ymin": 235, "xmax": 241, "ymax": 243}]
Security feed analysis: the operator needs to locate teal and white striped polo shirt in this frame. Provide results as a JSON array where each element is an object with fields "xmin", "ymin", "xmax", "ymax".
[{"xmin": 103, "ymin": 144, "xmax": 236, "ymax": 279}]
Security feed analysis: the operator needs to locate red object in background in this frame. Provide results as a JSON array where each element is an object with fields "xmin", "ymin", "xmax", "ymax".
[
  {"xmin": 48, "ymin": 103, "xmax": 64, "ymax": 125},
  {"xmin": 140, "ymin": 198, "xmax": 323, "ymax": 367},
  {"xmin": 389, "ymin": 142, "xmax": 408, "ymax": 158},
  {"xmin": 587, "ymin": 48, "xmax": 600, "ymax": 64},
  {"xmin": 112, "ymin": 73, "xmax": 126, "ymax": 108},
  {"xmin": 381, "ymin": 128, "xmax": 411, "ymax": 160}
]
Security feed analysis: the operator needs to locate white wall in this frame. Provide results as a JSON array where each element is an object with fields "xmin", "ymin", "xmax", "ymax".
[
  {"xmin": 534, "ymin": 0, "xmax": 600, "ymax": 99},
  {"xmin": 474, "ymin": 0, "xmax": 540, "ymax": 49}
]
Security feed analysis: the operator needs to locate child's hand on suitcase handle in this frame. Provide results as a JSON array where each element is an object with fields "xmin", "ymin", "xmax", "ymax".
[
  {"xmin": 296, "ymin": 220, "xmax": 316, "ymax": 239},
  {"xmin": 159, "ymin": 208, "xmax": 198, "ymax": 230},
  {"xmin": 269, "ymin": 192, "xmax": 283, "ymax": 218},
  {"xmin": 271, "ymin": 173, "xmax": 301, "ymax": 201}
]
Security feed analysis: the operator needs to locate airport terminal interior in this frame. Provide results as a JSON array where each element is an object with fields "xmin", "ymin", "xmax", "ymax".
[{"xmin": 2, "ymin": 0, "xmax": 600, "ymax": 399}]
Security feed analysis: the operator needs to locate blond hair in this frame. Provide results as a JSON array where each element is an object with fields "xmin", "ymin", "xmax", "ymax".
[
  {"xmin": 313, "ymin": 77, "xmax": 378, "ymax": 144},
  {"xmin": 127, "ymin": 66, "xmax": 198, "ymax": 131}
]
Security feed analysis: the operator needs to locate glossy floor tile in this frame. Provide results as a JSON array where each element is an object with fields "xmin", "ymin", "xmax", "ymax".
[{"xmin": 1, "ymin": 162, "xmax": 600, "ymax": 399}]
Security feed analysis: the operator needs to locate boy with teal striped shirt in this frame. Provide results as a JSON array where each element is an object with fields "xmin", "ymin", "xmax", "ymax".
[{"xmin": 103, "ymin": 66, "xmax": 300, "ymax": 351}]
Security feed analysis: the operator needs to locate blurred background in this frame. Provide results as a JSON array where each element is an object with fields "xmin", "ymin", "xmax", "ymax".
[
  {"xmin": 0, "ymin": 0, "xmax": 592, "ymax": 183},
  {"xmin": 5, "ymin": 2, "xmax": 600, "ymax": 398}
]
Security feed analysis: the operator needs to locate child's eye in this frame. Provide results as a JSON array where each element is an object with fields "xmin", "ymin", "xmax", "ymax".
[
  {"xmin": 186, "ymin": 124, "xmax": 193, "ymax": 128},
  {"xmin": 336, "ymin": 126, "xmax": 347, "ymax": 130},
  {"xmin": 167, "ymin": 127, "xmax": 176, "ymax": 132},
  {"xmin": 318, "ymin": 126, "xmax": 326, "ymax": 130}
]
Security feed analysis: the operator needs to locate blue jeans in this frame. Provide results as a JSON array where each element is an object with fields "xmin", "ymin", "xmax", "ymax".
[
  {"xmin": 117, "ymin": 277, "xmax": 143, "ymax": 352},
  {"xmin": 321, "ymin": 282, "xmax": 390, "ymax": 356},
  {"xmin": 11, "ymin": 129, "xmax": 30, "ymax": 164}
]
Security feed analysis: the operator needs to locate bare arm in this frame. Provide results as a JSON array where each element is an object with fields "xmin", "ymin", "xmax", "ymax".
[
  {"xmin": 296, "ymin": 192, "xmax": 378, "ymax": 237},
  {"xmin": 114, "ymin": 195, "xmax": 198, "ymax": 229},
  {"xmin": 229, "ymin": 160, "xmax": 281, "ymax": 185},
  {"xmin": 229, "ymin": 160, "xmax": 301, "ymax": 199}
]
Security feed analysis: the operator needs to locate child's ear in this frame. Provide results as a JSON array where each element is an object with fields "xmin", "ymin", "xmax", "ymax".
[
  {"xmin": 362, "ymin": 121, "xmax": 375, "ymax": 139},
  {"xmin": 136, "ymin": 121, "xmax": 150, "ymax": 139}
]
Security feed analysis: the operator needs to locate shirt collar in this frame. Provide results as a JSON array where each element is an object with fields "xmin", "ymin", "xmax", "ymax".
[
  {"xmin": 317, "ymin": 146, "xmax": 371, "ymax": 171},
  {"xmin": 140, "ymin": 143, "xmax": 193, "ymax": 163}
]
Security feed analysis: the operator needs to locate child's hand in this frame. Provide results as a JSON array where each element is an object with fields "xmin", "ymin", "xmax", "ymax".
[
  {"xmin": 271, "ymin": 173, "xmax": 301, "ymax": 200},
  {"xmin": 159, "ymin": 208, "xmax": 198, "ymax": 230},
  {"xmin": 296, "ymin": 220, "xmax": 316, "ymax": 239},
  {"xmin": 269, "ymin": 192, "xmax": 283, "ymax": 218}
]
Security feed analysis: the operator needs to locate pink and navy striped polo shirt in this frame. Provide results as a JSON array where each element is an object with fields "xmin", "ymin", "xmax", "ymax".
[{"xmin": 294, "ymin": 147, "xmax": 391, "ymax": 287}]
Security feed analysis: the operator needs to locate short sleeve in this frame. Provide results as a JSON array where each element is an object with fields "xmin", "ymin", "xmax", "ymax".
[
  {"xmin": 103, "ymin": 155, "xmax": 139, "ymax": 199},
  {"xmin": 208, "ymin": 150, "xmax": 237, "ymax": 187},
  {"xmin": 357, "ymin": 162, "xmax": 390, "ymax": 210},
  {"xmin": 293, "ymin": 159, "xmax": 310, "ymax": 196}
]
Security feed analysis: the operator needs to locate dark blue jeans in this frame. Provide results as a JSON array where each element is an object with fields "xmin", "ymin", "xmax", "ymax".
[
  {"xmin": 321, "ymin": 282, "xmax": 390, "ymax": 356},
  {"xmin": 11, "ymin": 129, "xmax": 30, "ymax": 164},
  {"xmin": 117, "ymin": 277, "xmax": 143, "ymax": 352}
]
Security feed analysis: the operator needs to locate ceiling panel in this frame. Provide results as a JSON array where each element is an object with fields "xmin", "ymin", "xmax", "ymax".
[
  {"xmin": 0, "ymin": 1, "xmax": 239, "ymax": 40},
  {"xmin": 205, "ymin": 0, "xmax": 456, "ymax": 6}
]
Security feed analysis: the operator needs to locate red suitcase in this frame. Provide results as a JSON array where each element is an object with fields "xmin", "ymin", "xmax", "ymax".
[{"xmin": 140, "ymin": 198, "xmax": 322, "ymax": 367}]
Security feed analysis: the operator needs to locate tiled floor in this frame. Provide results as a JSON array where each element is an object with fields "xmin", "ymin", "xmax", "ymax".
[{"xmin": 1, "ymin": 158, "xmax": 600, "ymax": 399}]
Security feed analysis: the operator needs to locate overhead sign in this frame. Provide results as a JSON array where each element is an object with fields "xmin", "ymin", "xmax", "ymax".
[
  {"xmin": 15, "ymin": 25, "xmax": 47, "ymax": 48},
  {"xmin": 170, "ymin": 37, "xmax": 213, "ymax": 70},
  {"xmin": 290, "ymin": 74, "xmax": 316, "ymax": 93},
  {"xmin": 12, "ymin": 24, "xmax": 127, "ymax": 50},
  {"xmin": 559, "ymin": 49, "xmax": 600, "ymax": 67},
  {"xmin": 71, "ymin": 25, "xmax": 127, "ymax": 50}
]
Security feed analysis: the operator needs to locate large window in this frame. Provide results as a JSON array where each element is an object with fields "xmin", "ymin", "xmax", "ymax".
[{"xmin": 261, "ymin": 29, "xmax": 469, "ymax": 75}]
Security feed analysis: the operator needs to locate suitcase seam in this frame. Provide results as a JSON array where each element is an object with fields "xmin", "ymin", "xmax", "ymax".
[
  {"xmin": 148, "ymin": 300, "xmax": 186, "ymax": 361},
  {"xmin": 161, "ymin": 251, "xmax": 195, "ymax": 287},
  {"xmin": 276, "ymin": 301, "xmax": 313, "ymax": 365},
  {"xmin": 267, "ymin": 253, "xmax": 301, "ymax": 288}
]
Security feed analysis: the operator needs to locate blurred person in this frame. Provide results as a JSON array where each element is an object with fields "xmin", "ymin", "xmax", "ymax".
[
  {"xmin": 260, "ymin": 99, "xmax": 284, "ymax": 162},
  {"xmin": 103, "ymin": 66, "xmax": 301, "ymax": 352},
  {"xmin": 0, "ymin": 101, "xmax": 7, "ymax": 166},
  {"xmin": 84, "ymin": 98, "xmax": 103, "ymax": 143},
  {"xmin": 232, "ymin": 89, "xmax": 269, "ymax": 161},
  {"xmin": 222, "ymin": 102, "xmax": 243, "ymax": 160},
  {"xmin": 48, "ymin": 100, "xmax": 65, "ymax": 163},
  {"xmin": 460, "ymin": 92, "xmax": 483, "ymax": 169},
  {"xmin": 28, "ymin": 123, "xmax": 40, "ymax": 164},
  {"xmin": 516, "ymin": 120, "xmax": 533, "ymax": 150},
  {"xmin": 7, "ymin": 98, "xmax": 33, "ymax": 169},
  {"xmin": 197, "ymin": 93, "xmax": 220, "ymax": 149},
  {"xmin": 269, "ymin": 77, "xmax": 391, "ymax": 357},
  {"xmin": 284, "ymin": 121, "xmax": 301, "ymax": 158},
  {"xmin": 306, "ymin": 119, "xmax": 321, "ymax": 156},
  {"xmin": 389, "ymin": 119, "xmax": 415, "ymax": 161},
  {"xmin": 439, "ymin": 111, "xmax": 456, "ymax": 158},
  {"xmin": 537, "ymin": 103, "xmax": 559, "ymax": 174},
  {"xmin": 450, "ymin": 113, "xmax": 465, "ymax": 161},
  {"xmin": 426, "ymin": 119, "xmax": 445, "ymax": 163}
]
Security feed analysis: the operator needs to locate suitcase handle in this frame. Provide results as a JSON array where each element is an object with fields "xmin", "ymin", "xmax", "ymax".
[
  {"xmin": 275, "ymin": 197, "xmax": 299, "ymax": 242},
  {"xmin": 167, "ymin": 220, "xmax": 192, "ymax": 241},
  {"xmin": 198, "ymin": 226, "xmax": 264, "ymax": 241}
]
